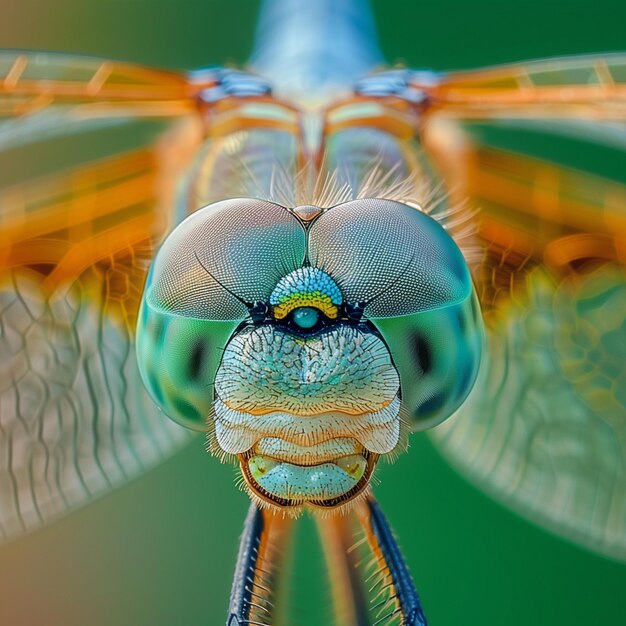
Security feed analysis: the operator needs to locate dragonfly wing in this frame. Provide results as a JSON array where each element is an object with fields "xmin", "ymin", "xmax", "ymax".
[
  {"xmin": 422, "ymin": 105, "xmax": 626, "ymax": 560},
  {"xmin": 0, "ymin": 52, "xmax": 206, "ymax": 543},
  {"xmin": 0, "ymin": 51, "xmax": 211, "ymax": 111},
  {"xmin": 421, "ymin": 53, "xmax": 626, "ymax": 121}
]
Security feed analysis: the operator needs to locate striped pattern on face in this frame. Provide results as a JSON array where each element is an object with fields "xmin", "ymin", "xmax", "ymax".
[{"xmin": 269, "ymin": 266, "xmax": 343, "ymax": 320}]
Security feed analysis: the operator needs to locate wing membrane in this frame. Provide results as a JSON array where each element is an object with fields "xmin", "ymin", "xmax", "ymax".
[
  {"xmin": 467, "ymin": 145, "xmax": 626, "ymax": 308},
  {"xmin": 2, "ymin": 148, "xmax": 166, "ymax": 291},
  {"xmin": 0, "ymin": 54, "xmax": 206, "ymax": 542},
  {"xmin": 0, "ymin": 51, "xmax": 213, "ymax": 115},
  {"xmin": 420, "ymin": 54, "xmax": 626, "ymax": 120},
  {"xmin": 423, "ymin": 119, "xmax": 626, "ymax": 559}
]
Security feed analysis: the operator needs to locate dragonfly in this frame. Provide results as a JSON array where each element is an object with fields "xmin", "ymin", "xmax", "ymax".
[{"xmin": 1, "ymin": 0, "xmax": 626, "ymax": 624}]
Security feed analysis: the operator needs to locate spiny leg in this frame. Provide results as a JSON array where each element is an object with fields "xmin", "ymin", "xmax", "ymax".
[
  {"xmin": 227, "ymin": 503, "xmax": 292, "ymax": 626},
  {"xmin": 355, "ymin": 497, "xmax": 428, "ymax": 626},
  {"xmin": 317, "ymin": 512, "xmax": 370, "ymax": 626}
]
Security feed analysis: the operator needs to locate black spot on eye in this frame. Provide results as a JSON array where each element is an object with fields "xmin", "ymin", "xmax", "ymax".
[
  {"xmin": 172, "ymin": 396, "xmax": 202, "ymax": 424},
  {"xmin": 416, "ymin": 392, "xmax": 445, "ymax": 417},
  {"xmin": 188, "ymin": 341, "xmax": 207, "ymax": 381},
  {"xmin": 147, "ymin": 370, "xmax": 165, "ymax": 404},
  {"xmin": 412, "ymin": 333, "xmax": 432, "ymax": 375},
  {"xmin": 456, "ymin": 310, "xmax": 467, "ymax": 335},
  {"xmin": 471, "ymin": 296, "xmax": 481, "ymax": 324},
  {"xmin": 458, "ymin": 362, "xmax": 475, "ymax": 397}
]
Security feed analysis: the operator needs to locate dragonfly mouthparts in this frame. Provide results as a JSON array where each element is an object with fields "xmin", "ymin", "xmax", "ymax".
[
  {"xmin": 211, "ymin": 397, "xmax": 403, "ymax": 512},
  {"xmin": 238, "ymin": 449, "xmax": 378, "ymax": 510}
]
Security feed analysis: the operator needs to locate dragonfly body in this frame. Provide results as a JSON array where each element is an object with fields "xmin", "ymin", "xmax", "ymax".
[{"xmin": 1, "ymin": 0, "xmax": 626, "ymax": 624}]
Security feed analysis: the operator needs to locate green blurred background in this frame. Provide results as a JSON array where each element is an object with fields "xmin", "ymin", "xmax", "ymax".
[{"xmin": 1, "ymin": 1, "xmax": 626, "ymax": 625}]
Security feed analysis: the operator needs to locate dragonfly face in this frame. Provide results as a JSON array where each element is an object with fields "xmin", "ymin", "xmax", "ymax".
[
  {"xmin": 136, "ymin": 195, "xmax": 482, "ymax": 510},
  {"xmin": 2, "ymin": 0, "xmax": 626, "ymax": 624}
]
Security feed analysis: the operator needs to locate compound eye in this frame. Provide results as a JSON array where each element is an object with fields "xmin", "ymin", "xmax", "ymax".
[
  {"xmin": 308, "ymin": 198, "xmax": 469, "ymax": 318},
  {"xmin": 292, "ymin": 306, "xmax": 320, "ymax": 329},
  {"xmin": 147, "ymin": 198, "xmax": 306, "ymax": 321},
  {"xmin": 136, "ymin": 198, "xmax": 306, "ymax": 431}
]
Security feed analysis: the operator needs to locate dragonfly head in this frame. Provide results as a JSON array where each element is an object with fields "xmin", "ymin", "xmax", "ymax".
[{"xmin": 136, "ymin": 197, "xmax": 483, "ymax": 513}]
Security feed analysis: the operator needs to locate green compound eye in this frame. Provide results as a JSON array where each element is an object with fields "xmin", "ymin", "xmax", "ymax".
[
  {"xmin": 137, "ymin": 196, "xmax": 484, "ymax": 434},
  {"xmin": 136, "ymin": 198, "xmax": 307, "ymax": 431},
  {"xmin": 292, "ymin": 307, "xmax": 320, "ymax": 329}
]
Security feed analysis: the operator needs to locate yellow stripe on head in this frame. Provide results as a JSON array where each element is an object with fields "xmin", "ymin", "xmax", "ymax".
[{"xmin": 270, "ymin": 267, "xmax": 343, "ymax": 320}]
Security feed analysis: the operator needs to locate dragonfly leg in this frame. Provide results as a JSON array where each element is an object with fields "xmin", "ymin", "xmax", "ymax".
[
  {"xmin": 317, "ymin": 513, "xmax": 371, "ymax": 626},
  {"xmin": 355, "ymin": 497, "xmax": 428, "ymax": 626},
  {"xmin": 227, "ymin": 503, "xmax": 291, "ymax": 626}
]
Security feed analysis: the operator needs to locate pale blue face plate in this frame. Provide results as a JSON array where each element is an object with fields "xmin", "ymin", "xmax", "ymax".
[{"xmin": 249, "ymin": 457, "xmax": 364, "ymax": 501}]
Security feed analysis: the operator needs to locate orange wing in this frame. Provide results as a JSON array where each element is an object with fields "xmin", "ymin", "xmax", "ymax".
[
  {"xmin": 0, "ymin": 51, "xmax": 208, "ymax": 543},
  {"xmin": 0, "ymin": 51, "xmax": 217, "ymax": 116},
  {"xmin": 417, "ymin": 54, "xmax": 626, "ymax": 121}
]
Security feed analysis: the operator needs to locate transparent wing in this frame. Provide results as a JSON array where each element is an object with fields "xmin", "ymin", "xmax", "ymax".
[
  {"xmin": 0, "ymin": 51, "xmax": 206, "ymax": 542},
  {"xmin": 418, "ymin": 53, "xmax": 626, "ymax": 121},
  {"xmin": 422, "ymin": 108, "xmax": 626, "ymax": 559},
  {"xmin": 0, "ymin": 51, "xmax": 216, "ymax": 112}
]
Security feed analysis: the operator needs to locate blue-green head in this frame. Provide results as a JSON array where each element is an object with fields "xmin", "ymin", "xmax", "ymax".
[{"xmin": 136, "ymin": 197, "xmax": 483, "ymax": 511}]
